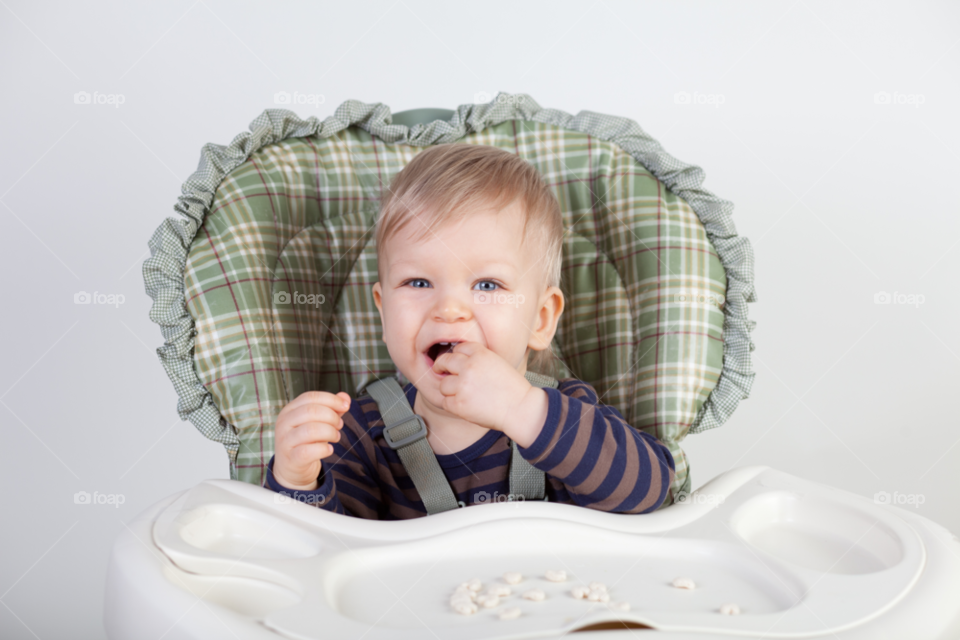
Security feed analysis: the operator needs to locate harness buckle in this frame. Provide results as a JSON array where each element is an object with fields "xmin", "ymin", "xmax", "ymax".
[{"xmin": 383, "ymin": 415, "xmax": 428, "ymax": 449}]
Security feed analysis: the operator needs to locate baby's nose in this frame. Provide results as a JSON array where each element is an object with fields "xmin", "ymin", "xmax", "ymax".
[{"xmin": 432, "ymin": 294, "xmax": 473, "ymax": 321}]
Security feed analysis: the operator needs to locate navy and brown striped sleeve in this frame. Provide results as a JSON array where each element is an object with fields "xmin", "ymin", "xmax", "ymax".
[
  {"xmin": 263, "ymin": 454, "xmax": 341, "ymax": 512},
  {"xmin": 261, "ymin": 399, "xmax": 386, "ymax": 519},
  {"xmin": 517, "ymin": 379, "xmax": 675, "ymax": 514}
]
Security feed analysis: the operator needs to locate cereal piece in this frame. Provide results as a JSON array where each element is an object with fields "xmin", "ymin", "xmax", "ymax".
[
  {"xmin": 499, "ymin": 606, "xmax": 522, "ymax": 620},
  {"xmin": 486, "ymin": 585, "xmax": 512, "ymax": 598},
  {"xmin": 608, "ymin": 601, "xmax": 631, "ymax": 612},
  {"xmin": 451, "ymin": 589, "xmax": 476, "ymax": 605},
  {"xmin": 467, "ymin": 578, "xmax": 483, "ymax": 592},
  {"xmin": 588, "ymin": 581, "xmax": 607, "ymax": 592},
  {"xmin": 522, "ymin": 588, "xmax": 546, "ymax": 602},
  {"xmin": 587, "ymin": 588, "xmax": 610, "ymax": 602},
  {"xmin": 720, "ymin": 603, "xmax": 740, "ymax": 615},
  {"xmin": 545, "ymin": 570, "xmax": 567, "ymax": 582},
  {"xmin": 453, "ymin": 601, "xmax": 478, "ymax": 615},
  {"xmin": 571, "ymin": 586, "xmax": 590, "ymax": 599},
  {"xmin": 503, "ymin": 571, "xmax": 523, "ymax": 585},
  {"xmin": 477, "ymin": 595, "xmax": 500, "ymax": 608},
  {"xmin": 672, "ymin": 577, "xmax": 696, "ymax": 590}
]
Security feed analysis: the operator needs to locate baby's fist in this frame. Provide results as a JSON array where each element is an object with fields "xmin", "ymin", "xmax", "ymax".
[{"xmin": 273, "ymin": 390, "xmax": 351, "ymax": 490}]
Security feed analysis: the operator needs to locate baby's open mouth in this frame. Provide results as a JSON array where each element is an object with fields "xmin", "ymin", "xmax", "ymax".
[{"xmin": 426, "ymin": 341, "xmax": 460, "ymax": 364}]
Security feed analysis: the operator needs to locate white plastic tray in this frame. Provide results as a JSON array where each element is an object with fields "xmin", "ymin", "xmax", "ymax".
[{"xmin": 135, "ymin": 465, "xmax": 960, "ymax": 639}]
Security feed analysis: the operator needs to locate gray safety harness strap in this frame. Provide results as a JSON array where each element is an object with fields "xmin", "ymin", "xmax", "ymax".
[{"xmin": 365, "ymin": 371, "xmax": 558, "ymax": 515}]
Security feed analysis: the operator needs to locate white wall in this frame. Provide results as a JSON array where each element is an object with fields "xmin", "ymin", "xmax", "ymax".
[{"xmin": 1, "ymin": 1, "xmax": 957, "ymax": 638}]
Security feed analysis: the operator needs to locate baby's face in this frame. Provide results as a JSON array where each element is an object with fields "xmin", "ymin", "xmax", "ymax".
[{"xmin": 372, "ymin": 199, "xmax": 557, "ymax": 399}]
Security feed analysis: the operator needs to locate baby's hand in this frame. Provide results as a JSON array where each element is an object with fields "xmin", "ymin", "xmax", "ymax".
[
  {"xmin": 273, "ymin": 390, "xmax": 351, "ymax": 491},
  {"xmin": 431, "ymin": 342, "xmax": 534, "ymax": 432}
]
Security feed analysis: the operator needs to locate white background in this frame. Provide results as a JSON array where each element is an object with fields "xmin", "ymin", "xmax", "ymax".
[{"xmin": 1, "ymin": 1, "xmax": 958, "ymax": 638}]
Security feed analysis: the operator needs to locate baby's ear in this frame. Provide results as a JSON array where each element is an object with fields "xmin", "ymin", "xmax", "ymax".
[
  {"xmin": 526, "ymin": 287, "xmax": 563, "ymax": 363},
  {"xmin": 371, "ymin": 282, "xmax": 387, "ymax": 340}
]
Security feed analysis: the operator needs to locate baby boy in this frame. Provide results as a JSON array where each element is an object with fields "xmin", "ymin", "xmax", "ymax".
[{"xmin": 262, "ymin": 142, "xmax": 676, "ymax": 518}]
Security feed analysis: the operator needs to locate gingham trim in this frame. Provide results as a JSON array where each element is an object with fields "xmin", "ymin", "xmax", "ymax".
[{"xmin": 142, "ymin": 93, "xmax": 755, "ymax": 483}]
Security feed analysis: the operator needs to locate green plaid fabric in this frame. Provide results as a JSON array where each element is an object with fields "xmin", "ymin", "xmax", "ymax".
[{"xmin": 144, "ymin": 94, "xmax": 757, "ymax": 509}]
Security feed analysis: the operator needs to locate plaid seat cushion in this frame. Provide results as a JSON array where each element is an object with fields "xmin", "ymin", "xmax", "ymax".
[{"xmin": 145, "ymin": 95, "xmax": 756, "ymax": 509}]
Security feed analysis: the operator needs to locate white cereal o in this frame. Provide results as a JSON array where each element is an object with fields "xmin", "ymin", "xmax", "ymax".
[
  {"xmin": 545, "ymin": 570, "xmax": 567, "ymax": 582},
  {"xmin": 608, "ymin": 601, "xmax": 631, "ymax": 612},
  {"xmin": 503, "ymin": 572, "xmax": 523, "ymax": 585},
  {"xmin": 478, "ymin": 595, "xmax": 500, "ymax": 608},
  {"xmin": 588, "ymin": 581, "xmax": 607, "ymax": 592},
  {"xmin": 571, "ymin": 586, "xmax": 590, "ymax": 599},
  {"xmin": 486, "ymin": 585, "xmax": 512, "ymax": 598},
  {"xmin": 453, "ymin": 601, "xmax": 477, "ymax": 615},
  {"xmin": 499, "ymin": 606, "xmax": 522, "ymax": 620},
  {"xmin": 587, "ymin": 588, "xmax": 609, "ymax": 602},
  {"xmin": 522, "ymin": 588, "xmax": 546, "ymax": 601},
  {"xmin": 467, "ymin": 578, "xmax": 483, "ymax": 592},
  {"xmin": 672, "ymin": 577, "xmax": 696, "ymax": 590},
  {"xmin": 720, "ymin": 603, "xmax": 741, "ymax": 615}
]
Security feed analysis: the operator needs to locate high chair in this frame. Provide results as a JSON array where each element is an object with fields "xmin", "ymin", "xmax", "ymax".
[{"xmin": 105, "ymin": 94, "xmax": 960, "ymax": 639}]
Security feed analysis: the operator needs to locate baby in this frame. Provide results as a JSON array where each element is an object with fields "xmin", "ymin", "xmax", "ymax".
[{"xmin": 262, "ymin": 143, "xmax": 675, "ymax": 518}]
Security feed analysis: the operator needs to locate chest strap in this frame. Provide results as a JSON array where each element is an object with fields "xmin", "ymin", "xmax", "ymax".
[{"xmin": 365, "ymin": 371, "xmax": 558, "ymax": 515}]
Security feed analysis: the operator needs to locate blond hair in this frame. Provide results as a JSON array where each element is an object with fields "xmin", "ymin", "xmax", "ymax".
[{"xmin": 375, "ymin": 143, "xmax": 564, "ymax": 377}]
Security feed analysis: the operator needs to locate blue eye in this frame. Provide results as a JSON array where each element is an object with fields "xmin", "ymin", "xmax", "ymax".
[
  {"xmin": 474, "ymin": 281, "xmax": 499, "ymax": 292},
  {"xmin": 406, "ymin": 279, "xmax": 430, "ymax": 288}
]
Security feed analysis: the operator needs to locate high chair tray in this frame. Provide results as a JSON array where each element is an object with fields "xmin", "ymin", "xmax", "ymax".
[{"xmin": 105, "ymin": 465, "xmax": 960, "ymax": 639}]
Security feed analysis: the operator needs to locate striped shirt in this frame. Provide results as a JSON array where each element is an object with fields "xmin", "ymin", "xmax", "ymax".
[{"xmin": 262, "ymin": 378, "xmax": 675, "ymax": 519}]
